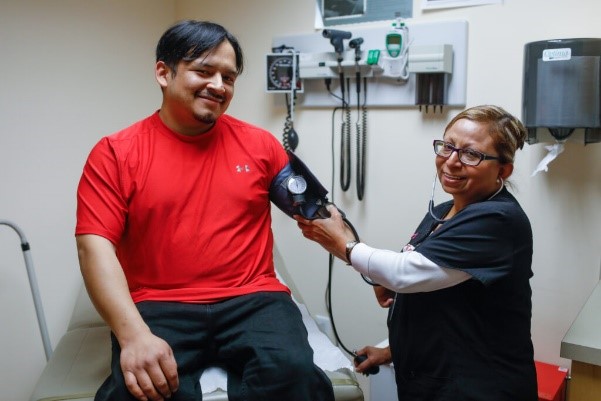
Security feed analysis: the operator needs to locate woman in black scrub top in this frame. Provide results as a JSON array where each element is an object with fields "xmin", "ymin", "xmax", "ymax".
[{"xmin": 294, "ymin": 105, "xmax": 537, "ymax": 401}]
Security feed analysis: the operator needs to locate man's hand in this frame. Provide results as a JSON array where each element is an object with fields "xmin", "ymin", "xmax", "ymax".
[{"xmin": 120, "ymin": 331, "xmax": 179, "ymax": 401}]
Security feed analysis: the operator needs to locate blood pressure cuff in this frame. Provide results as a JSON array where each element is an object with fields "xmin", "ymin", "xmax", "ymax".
[{"xmin": 270, "ymin": 150, "xmax": 330, "ymax": 220}]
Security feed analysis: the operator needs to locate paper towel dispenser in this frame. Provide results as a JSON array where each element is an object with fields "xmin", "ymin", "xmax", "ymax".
[{"xmin": 522, "ymin": 38, "xmax": 601, "ymax": 144}]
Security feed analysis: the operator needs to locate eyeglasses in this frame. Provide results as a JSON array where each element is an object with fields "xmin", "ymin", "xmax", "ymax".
[{"xmin": 433, "ymin": 140, "xmax": 500, "ymax": 166}]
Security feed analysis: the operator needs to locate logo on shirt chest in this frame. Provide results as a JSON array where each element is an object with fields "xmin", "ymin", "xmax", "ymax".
[{"xmin": 235, "ymin": 164, "xmax": 251, "ymax": 173}]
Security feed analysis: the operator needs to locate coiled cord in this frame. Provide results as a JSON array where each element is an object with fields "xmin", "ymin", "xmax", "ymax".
[
  {"xmin": 282, "ymin": 93, "xmax": 299, "ymax": 152},
  {"xmin": 356, "ymin": 77, "xmax": 367, "ymax": 200}
]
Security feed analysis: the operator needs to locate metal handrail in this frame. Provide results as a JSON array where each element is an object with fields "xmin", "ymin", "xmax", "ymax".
[{"xmin": 0, "ymin": 220, "xmax": 52, "ymax": 361}]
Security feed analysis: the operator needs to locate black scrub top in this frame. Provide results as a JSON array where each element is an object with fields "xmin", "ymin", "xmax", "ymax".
[{"xmin": 389, "ymin": 188, "xmax": 537, "ymax": 401}]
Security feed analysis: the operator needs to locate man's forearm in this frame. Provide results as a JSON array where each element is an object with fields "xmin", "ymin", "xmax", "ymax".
[{"xmin": 76, "ymin": 234, "xmax": 150, "ymax": 343}]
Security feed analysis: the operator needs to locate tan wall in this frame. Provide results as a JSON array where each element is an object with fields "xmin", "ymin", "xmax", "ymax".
[{"xmin": 1, "ymin": 0, "xmax": 600, "ymax": 399}]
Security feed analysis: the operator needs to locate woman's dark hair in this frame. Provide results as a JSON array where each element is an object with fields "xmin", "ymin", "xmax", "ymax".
[{"xmin": 156, "ymin": 20, "xmax": 244, "ymax": 75}]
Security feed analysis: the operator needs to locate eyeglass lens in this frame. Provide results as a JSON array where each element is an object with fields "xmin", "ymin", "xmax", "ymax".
[{"xmin": 434, "ymin": 141, "xmax": 482, "ymax": 166}]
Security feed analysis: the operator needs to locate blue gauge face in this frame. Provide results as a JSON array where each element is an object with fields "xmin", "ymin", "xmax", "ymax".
[{"xmin": 287, "ymin": 175, "xmax": 307, "ymax": 194}]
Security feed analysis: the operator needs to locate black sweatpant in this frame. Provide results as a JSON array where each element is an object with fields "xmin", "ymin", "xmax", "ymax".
[{"xmin": 95, "ymin": 291, "xmax": 334, "ymax": 401}]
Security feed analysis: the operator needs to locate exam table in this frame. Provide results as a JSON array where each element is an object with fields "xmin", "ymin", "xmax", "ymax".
[{"xmin": 28, "ymin": 245, "xmax": 364, "ymax": 401}]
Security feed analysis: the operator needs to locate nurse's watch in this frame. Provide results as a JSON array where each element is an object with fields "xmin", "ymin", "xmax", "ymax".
[{"xmin": 345, "ymin": 240, "xmax": 359, "ymax": 265}]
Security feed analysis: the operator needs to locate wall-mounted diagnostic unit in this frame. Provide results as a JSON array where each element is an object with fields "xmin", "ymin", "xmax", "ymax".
[
  {"xmin": 267, "ymin": 19, "xmax": 467, "ymax": 111},
  {"xmin": 265, "ymin": 19, "xmax": 467, "ymax": 199}
]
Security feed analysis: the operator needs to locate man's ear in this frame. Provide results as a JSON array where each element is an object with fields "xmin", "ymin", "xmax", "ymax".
[{"xmin": 155, "ymin": 61, "xmax": 170, "ymax": 88}]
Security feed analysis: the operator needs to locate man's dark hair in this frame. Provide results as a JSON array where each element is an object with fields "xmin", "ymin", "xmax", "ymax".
[{"xmin": 156, "ymin": 20, "xmax": 244, "ymax": 75}]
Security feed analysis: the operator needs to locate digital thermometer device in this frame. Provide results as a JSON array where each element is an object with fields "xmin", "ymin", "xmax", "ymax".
[{"xmin": 386, "ymin": 31, "xmax": 402, "ymax": 58}]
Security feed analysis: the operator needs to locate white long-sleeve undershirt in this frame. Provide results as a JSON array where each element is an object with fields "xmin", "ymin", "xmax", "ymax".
[{"xmin": 349, "ymin": 243, "xmax": 472, "ymax": 293}]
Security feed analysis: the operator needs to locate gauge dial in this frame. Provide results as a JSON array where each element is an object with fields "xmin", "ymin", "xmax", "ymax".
[
  {"xmin": 266, "ymin": 54, "xmax": 302, "ymax": 92},
  {"xmin": 286, "ymin": 175, "xmax": 308, "ymax": 195},
  {"xmin": 269, "ymin": 57, "xmax": 293, "ymax": 90}
]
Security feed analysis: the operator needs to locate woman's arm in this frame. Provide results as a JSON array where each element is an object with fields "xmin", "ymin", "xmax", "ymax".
[{"xmin": 294, "ymin": 204, "xmax": 471, "ymax": 293}]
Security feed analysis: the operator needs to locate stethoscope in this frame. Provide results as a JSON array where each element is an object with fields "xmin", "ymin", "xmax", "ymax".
[
  {"xmin": 428, "ymin": 173, "xmax": 505, "ymax": 224},
  {"xmin": 386, "ymin": 175, "xmax": 506, "ymax": 333}
]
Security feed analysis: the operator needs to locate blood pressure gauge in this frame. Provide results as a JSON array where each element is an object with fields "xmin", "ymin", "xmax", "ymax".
[
  {"xmin": 266, "ymin": 53, "xmax": 303, "ymax": 93},
  {"xmin": 287, "ymin": 175, "xmax": 307, "ymax": 194},
  {"xmin": 286, "ymin": 175, "xmax": 307, "ymax": 206}
]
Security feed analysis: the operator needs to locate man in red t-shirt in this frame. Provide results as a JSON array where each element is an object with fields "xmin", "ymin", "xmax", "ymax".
[{"xmin": 76, "ymin": 20, "xmax": 334, "ymax": 401}]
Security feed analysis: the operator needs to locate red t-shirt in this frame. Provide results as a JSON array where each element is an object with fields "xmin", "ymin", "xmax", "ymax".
[{"xmin": 76, "ymin": 112, "xmax": 290, "ymax": 303}]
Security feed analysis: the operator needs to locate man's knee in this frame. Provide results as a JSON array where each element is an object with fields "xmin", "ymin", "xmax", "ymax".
[
  {"xmin": 259, "ymin": 352, "xmax": 333, "ymax": 398},
  {"xmin": 283, "ymin": 351, "xmax": 317, "ymax": 377}
]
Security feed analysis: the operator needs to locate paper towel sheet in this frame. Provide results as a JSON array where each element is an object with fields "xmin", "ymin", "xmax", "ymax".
[{"xmin": 532, "ymin": 142, "xmax": 565, "ymax": 176}]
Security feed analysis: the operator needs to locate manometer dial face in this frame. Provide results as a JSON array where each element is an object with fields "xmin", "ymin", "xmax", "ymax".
[
  {"xmin": 265, "ymin": 54, "xmax": 302, "ymax": 92},
  {"xmin": 287, "ymin": 175, "xmax": 308, "ymax": 195},
  {"xmin": 269, "ymin": 57, "xmax": 294, "ymax": 90}
]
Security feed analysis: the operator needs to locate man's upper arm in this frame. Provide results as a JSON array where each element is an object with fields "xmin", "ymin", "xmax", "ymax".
[
  {"xmin": 76, "ymin": 138, "xmax": 127, "ymax": 243},
  {"xmin": 76, "ymin": 234, "xmax": 122, "ymax": 295}
]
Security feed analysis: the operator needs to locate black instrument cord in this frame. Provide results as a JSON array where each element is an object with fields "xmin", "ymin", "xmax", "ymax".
[
  {"xmin": 323, "ymin": 117, "xmax": 379, "ymax": 374},
  {"xmin": 323, "ymin": 209, "xmax": 380, "ymax": 375},
  {"xmin": 356, "ymin": 77, "xmax": 367, "ymax": 201},
  {"xmin": 323, "ymin": 211, "xmax": 360, "ymax": 358},
  {"xmin": 340, "ymin": 75, "xmax": 351, "ymax": 192},
  {"xmin": 326, "ymin": 77, "xmax": 351, "ymax": 193},
  {"xmin": 339, "ymin": 66, "xmax": 350, "ymax": 192}
]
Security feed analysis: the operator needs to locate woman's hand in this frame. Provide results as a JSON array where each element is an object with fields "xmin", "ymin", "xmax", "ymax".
[
  {"xmin": 354, "ymin": 346, "xmax": 392, "ymax": 374},
  {"xmin": 374, "ymin": 286, "xmax": 395, "ymax": 308},
  {"xmin": 293, "ymin": 204, "xmax": 356, "ymax": 263}
]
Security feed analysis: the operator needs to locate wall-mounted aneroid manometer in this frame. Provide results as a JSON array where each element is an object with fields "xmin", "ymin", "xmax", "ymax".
[{"xmin": 265, "ymin": 53, "xmax": 303, "ymax": 93}]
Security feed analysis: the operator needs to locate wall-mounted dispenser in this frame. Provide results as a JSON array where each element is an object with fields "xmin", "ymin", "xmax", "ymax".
[
  {"xmin": 522, "ymin": 38, "xmax": 601, "ymax": 145},
  {"xmin": 408, "ymin": 44, "xmax": 453, "ymax": 112}
]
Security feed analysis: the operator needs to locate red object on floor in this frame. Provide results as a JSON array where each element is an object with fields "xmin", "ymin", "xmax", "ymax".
[{"xmin": 535, "ymin": 361, "xmax": 569, "ymax": 401}]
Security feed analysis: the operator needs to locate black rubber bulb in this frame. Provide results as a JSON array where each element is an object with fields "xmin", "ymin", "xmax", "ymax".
[{"xmin": 286, "ymin": 127, "xmax": 299, "ymax": 151}]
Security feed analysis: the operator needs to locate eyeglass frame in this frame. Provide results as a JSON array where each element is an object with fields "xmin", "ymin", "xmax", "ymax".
[{"xmin": 432, "ymin": 139, "xmax": 501, "ymax": 166}]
